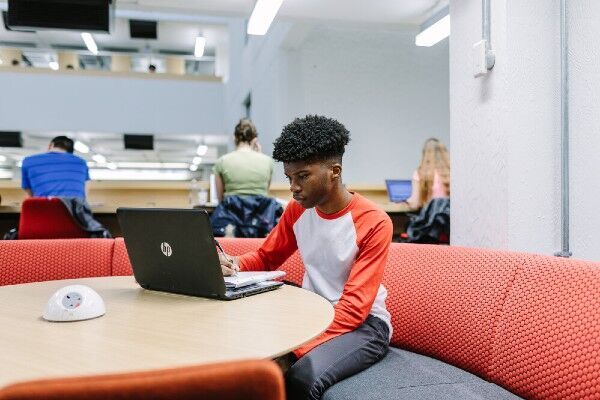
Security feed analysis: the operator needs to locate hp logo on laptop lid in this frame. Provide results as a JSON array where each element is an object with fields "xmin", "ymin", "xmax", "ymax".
[{"xmin": 160, "ymin": 242, "xmax": 173, "ymax": 257}]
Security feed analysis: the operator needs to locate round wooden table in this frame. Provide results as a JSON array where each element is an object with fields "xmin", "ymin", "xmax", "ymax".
[{"xmin": 0, "ymin": 276, "xmax": 334, "ymax": 387}]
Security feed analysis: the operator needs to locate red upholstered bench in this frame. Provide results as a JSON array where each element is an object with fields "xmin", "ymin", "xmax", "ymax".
[
  {"xmin": 2, "ymin": 238, "xmax": 599, "ymax": 399},
  {"xmin": 0, "ymin": 239, "xmax": 114, "ymax": 286}
]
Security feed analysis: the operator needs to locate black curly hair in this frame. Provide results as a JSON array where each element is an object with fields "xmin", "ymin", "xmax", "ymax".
[{"xmin": 272, "ymin": 115, "xmax": 350, "ymax": 163}]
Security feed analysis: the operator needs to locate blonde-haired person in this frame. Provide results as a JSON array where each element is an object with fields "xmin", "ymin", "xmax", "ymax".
[
  {"xmin": 213, "ymin": 119, "xmax": 274, "ymax": 202},
  {"xmin": 405, "ymin": 138, "xmax": 450, "ymax": 210}
]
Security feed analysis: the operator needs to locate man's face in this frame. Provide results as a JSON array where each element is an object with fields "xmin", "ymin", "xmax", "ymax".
[{"xmin": 284, "ymin": 160, "xmax": 333, "ymax": 209}]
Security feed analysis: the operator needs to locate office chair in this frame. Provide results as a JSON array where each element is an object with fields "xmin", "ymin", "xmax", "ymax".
[
  {"xmin": 0, "ymin": 360, "xmax": 285, "ymax": 400},
  {"xmin": 18, "ymin": 197, "xmax": 88, "ymax": 240}
]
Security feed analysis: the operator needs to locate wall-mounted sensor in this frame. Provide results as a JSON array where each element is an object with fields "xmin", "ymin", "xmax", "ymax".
[{"xmin": 43, "ymin": 285, "xmax": 105, "ymax": 322}]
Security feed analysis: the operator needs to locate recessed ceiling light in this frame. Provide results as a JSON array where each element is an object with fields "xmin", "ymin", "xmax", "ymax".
[
  {"xmin": 247, "ymin": 0, "xmax": 283, "ymax": 36},
  {"xmin": 81, "ymin": 32, "xmax": 99, "ymax": 55},
  {"xmin": 194, "ymin": 36, "xmax": 206, "ymax": 58},
  {"xmin": 92, "ymin": 154, "xmax": 106, "ymax": 164},
  {"xmin": 415, "ymin": 8, "xmax": 450, "ymax": 47},
  {"xmin": 74, "ymin": 141, "xmax": 90, "ymax": 154},
  {"xmin": 196, "ymin": 145, "xmax": 208, "ymax": 156}
]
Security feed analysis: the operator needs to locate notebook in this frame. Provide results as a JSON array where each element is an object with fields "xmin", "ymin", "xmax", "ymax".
[{"xmin": 224, "ymin": 271, "xmax": 286, "ymax": 289}]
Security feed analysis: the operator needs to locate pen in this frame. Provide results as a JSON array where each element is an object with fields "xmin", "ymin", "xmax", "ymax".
[{"xmin": 214, "ymin": 240, "xmax": 237, "ymax": 276}]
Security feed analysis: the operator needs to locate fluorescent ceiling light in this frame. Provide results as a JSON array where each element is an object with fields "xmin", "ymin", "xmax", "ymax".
[
  {"xmin": 92, "ymin": 154, "xmax": 106, "ymax": 164},
  {"xmin": 49, "ymin": 61, "xmax": 59, "ymax": 70},
  {"xmin": 89, "ymin": 169, "xmax": 190, "ymax": 181},
  {"xmin": 74, "ymin": 141, "xmax": 90, "ymax": 154},
  {"xmin": 189, "ymin": 164, "xmax": 198, "ymax": 172},
  {"xmin": 0, "ymin": 155, "xmax": 6, "ymax": 162},
  {"xmin": 415, "ymin": 7, "xmax": 450, "ymax": 47},
  {"xmin": 194, "ymin": 36, "xmax": 206, "ymax": 58},
  {"xmin": 192, "ymin": 156, "xmax": 203, "ymax": 165},
  {"xmin": 115, "ymin": 162, "xmax": 189, "ymax": 169},
  {"xmin": 196, "ymin": 145, "xmax": 208, "ymax": 156},
  {"xmin": 247, "ymin": 0, "xmax": 283, "ymax": 36},
  {"xmin": 81, "ymin": 32, "xmax": 99, "ymax": 55}
]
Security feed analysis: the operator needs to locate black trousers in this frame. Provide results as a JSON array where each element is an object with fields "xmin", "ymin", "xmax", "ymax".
[{"xmin": 286, "ymin": 315, "xmax": 390, "ymax": 400}]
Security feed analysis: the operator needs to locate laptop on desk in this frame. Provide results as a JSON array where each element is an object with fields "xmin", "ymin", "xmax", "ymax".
[
  {"xmin": 116, "ymin": 208, "xmax": 283, "ymax": 300},
  {"xmin": 385, "ymin": 179, "xmax": 412, "ymax": 203}
]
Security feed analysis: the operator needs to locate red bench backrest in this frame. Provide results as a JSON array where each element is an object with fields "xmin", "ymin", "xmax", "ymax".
[{"xmin": 0, "ymin": 239, "xmax": 113, "ymax": 286}]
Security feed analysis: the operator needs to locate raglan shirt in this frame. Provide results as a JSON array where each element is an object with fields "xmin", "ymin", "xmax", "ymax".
[{"xmin": 239, "ymin": 193, "xmax": 393, "ymax": 358}]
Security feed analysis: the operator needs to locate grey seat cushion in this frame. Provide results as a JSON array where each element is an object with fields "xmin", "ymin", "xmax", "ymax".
[{"xmin": 322, "ymin": 348, "xmax": 521, "ymax": 400}]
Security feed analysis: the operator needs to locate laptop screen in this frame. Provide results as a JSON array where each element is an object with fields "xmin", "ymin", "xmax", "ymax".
[{"xmin": 385, "ymin": 180, "xmax": 412, "ymax": 203}]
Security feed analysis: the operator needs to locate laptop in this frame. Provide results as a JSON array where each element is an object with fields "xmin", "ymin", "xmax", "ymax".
[
  {"xmin": 385, "ymin": 179, "xmax": 412, "ymax": 203},
  {"xmin": 116, "ymin": 208, "xmax": 283, "ymax": 300}
]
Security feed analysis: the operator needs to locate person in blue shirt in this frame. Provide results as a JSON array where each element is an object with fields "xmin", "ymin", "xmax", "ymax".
[{"xmin": 21, "ymin": 136, "xmax": 90, "ymax": 199}]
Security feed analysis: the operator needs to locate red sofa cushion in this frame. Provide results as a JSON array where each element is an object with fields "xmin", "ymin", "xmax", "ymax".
[
  {"xmin": 489, "ymin": 255, "xmax": 600, "ymax": 400},
  {"xmin": 0, "ymin": 239, "xmax": 113, "ymax": 286},
  {"xmin": 112, "ymin": 238, "xmax": 133, "ymax": 276},
  {"xmin": 383, "ymin": 243, "xmax": 522, "ymax": 379}
]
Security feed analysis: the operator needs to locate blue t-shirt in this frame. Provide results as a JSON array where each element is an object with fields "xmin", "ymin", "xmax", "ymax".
[{"xmin": 21, "ymin": 151, "xmax": 90, "ymax": 198}]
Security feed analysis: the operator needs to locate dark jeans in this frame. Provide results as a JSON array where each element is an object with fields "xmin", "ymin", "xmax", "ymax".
[{"xmin": 286, "ymin": 315, "xmax": 390, "ymax": 400}]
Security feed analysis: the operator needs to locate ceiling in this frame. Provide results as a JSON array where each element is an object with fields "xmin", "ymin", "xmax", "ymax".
[
  {"xmin": 119, "ymin": 0, "xmax": 447, "ymax": 25},
  {"xmin": 0, "ymin": 0, "xmax": 446, "ymax": 56},
  {"xmin": 0, "ymin": 0, "xmax": 446, "ymax": 177}
]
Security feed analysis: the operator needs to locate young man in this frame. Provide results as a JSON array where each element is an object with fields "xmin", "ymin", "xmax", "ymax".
[
  {"xmin": 21, "ymin": 136, "xmax": 89, "ymax": 199},
  {"xmin": 220, "ymin": 115, "xmax": 393, "ymax": 400}
]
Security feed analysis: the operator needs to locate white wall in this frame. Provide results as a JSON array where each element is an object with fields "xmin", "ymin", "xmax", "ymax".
[
  {"xmin": 225, "ymin": 21, "xmax": 450, "ymax": 185},
  {"xmin": 0, "ymin": 71, "xmax": 226, "ymax": 134},
  {"xmin": 569, "ymin": 2, "xmax": 600, "ymax": 259},
  {"xmin": 450, "ymin": 0, "xmax": 600, "ymax": 260}
]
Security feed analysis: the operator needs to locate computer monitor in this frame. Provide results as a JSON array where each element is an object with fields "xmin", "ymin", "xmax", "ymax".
[{"xmin": 385, "ymin": 180, "xmax": 412, "ymax": 203}]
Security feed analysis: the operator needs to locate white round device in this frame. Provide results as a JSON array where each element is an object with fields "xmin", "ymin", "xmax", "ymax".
[{"xmin": 43, "ymin": 285, "xmax": 106, "ymax": 322}]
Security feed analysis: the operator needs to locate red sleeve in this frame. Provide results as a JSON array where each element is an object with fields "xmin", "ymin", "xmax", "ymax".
[
  {"xmin": 238, "ymin": 201, "xmax": 303, "ymax": 271},
  {"xmin": 293, "ymin": 213, "xmax": 392, "ymax": 358}
]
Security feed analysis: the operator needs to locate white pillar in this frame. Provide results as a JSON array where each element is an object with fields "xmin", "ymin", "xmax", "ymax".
[{"xmin": 450, "ymin": 0, "xmax": 600, "ymax": 260}]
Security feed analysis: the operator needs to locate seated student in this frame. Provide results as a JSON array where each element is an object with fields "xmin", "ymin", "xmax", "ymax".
[
  {"xmin": 405, "ymin": 137, "xmax": 450, "ymax": 210},
  {"xmin": 18, "ymin": 136, "xmax": 110, "ymax": 238},
  {"xmin": 219, "ymin": 115, "xmax": 393, "ymax": 400},
  {"xmin": 21, "ymin": 136, "xmax": 89, "ymax": 199},
  {"xmin": 211, "ymin": 119, "xmax": 280, "ymax": 238},
  {"xmin": 213, "ymin": 119, "xmax": 274, "ymax": 202}
]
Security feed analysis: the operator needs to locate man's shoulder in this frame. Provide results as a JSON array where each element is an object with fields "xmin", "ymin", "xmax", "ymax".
[
  {"xmin": 23, "ymin": 152, "xmax": 86, "ymax": 167},
  {"xmin": 22, "ymin": 152, "xmax": 46, "ymax": 162},
  {"xmin": 352, "ymin": 194, "xmax": 390, "ymax": 221},
  {"xmin": 22, "ymin": 152, "xmax": 50, "ymax": 167}
]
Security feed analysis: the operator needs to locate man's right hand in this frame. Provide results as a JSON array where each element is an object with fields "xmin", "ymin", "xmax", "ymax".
[{"xmin": 219, "ymin": 253, "xmax": 240, "ymax": 276}]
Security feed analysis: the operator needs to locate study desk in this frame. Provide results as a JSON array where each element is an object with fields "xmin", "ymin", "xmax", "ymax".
[{"xmin": 0, "ymin": 276, "xmax": 334, "ymax": 387}]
